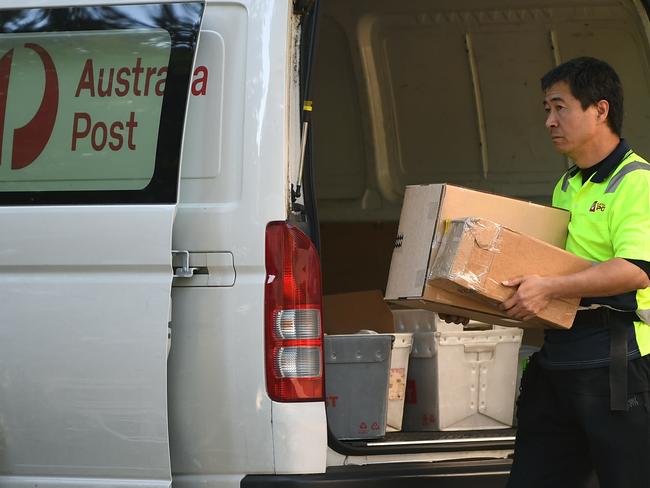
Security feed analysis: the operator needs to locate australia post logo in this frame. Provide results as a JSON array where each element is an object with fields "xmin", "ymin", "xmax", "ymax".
[
  {"xmin": 589, "ymin": 200, "xmax": 606, "ymax": 212},
  {"xmin": 0, "ymin": 43, "xmax": 58, "ymax": 170},
  {"xmin": 0, "ymin": 40, "xmax": 208, "ymax": 172}
]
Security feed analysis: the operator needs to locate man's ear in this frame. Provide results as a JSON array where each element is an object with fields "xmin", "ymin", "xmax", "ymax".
[{"xmin": 596, "ymin": 99, "xmax": 610, "ymax": 123}]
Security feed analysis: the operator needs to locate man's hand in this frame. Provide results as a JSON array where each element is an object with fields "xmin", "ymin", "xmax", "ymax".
[
  {"xmin": 438, "ymin": 313, "xmax": 470, "ymax": 325},
  {"xmin": 498, "ymin": 259, "xmax": 649, "ymax": 322},
  {"xmin": 500, "ymin": 275, "xmax": 555, "ymax": 321}
]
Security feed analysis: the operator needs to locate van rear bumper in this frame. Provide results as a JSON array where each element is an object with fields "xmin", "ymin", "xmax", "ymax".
[{"xmin": 241, "ymin": 459, "xmax": 511, "ymax": 487}]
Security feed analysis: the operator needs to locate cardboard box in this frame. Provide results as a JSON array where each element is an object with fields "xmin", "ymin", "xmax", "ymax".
[
  {"xmin": 428, "ymin": 218, "xmax": 592, "ymax": 328},
  {"xmin": 323, "ymin": 290, "xmax": 395, "ymax": 335},
  {"xmin": 385, "ymin": 184, "xmax": 572, "ymax": 328},
  {"xmin": 395, "ymin": 286, "xmax": 523, "ymax": 328}
]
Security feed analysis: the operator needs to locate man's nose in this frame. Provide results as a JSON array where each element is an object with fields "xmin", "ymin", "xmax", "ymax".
[{"xmin": 545, "ymin": 112, "xmax": 558, "ymax": 129}]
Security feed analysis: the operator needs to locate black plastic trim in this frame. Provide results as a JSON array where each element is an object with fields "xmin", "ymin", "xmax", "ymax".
[
  {"xmin": 333, "ymin": 439, "xmax": 515, "ymax": 457},
  {"xmin": 241, "ymin": 458, "xmax": 512, "ymax": 487},
  {"xmin": 327, "ymin": 430, "xmax": 515, "ymax": 456},
  {"xmin": 290, "ymin": 0, "xmax": 321, "ymax": 251}
]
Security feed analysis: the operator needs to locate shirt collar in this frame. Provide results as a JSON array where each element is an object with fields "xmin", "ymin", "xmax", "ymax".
[{"xmin": 581, "ymin": 138, "xmax": 631, "ymax": 183}]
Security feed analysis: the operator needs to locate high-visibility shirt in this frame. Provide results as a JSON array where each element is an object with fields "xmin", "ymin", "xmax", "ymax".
[{"xmin": 540, "ymin": 139, "xmax": 650, "ymax": 368}]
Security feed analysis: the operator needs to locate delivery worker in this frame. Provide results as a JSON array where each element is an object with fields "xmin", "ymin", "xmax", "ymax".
[
  {"xmin": 444, "ymin": 57, "xmax": 650, "ymax": 487},
  {"xmin": 507, "ymin": 57, "xmax": 650, "ymax": 487}
]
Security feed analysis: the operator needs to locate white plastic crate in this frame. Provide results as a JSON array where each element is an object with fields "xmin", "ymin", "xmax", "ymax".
[
  {"xmin": 402, "ymin": 326, "xmax": 523, "ymax": 431},
  {"xmin": 386, "ymin": 333, "xmax": 413, "ymax": 432}
]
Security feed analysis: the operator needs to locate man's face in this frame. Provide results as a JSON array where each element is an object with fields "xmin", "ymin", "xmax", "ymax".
[{"xmin": 543, "ymin": 81, "xmax": 600, "ymax": 162}]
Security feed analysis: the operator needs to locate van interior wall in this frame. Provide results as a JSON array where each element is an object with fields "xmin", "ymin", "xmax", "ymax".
[
  {"xmin": 313, "ymin": 0, "xmax": 650, "ymax": 313},
  {"xmin": 320, "ymin": 222, "xmax": 397, "ymax": 295}
]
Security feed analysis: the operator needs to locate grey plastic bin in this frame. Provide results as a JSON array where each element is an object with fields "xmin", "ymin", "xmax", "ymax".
[{"xmin": 324, "ymin": 334, "xmax": 392, "ymax": 440}]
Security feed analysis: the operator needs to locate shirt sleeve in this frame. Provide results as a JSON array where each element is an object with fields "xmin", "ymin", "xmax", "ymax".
[{"xmin": 608, "ymin": 171, "xmax": 650, "ymax": 262}]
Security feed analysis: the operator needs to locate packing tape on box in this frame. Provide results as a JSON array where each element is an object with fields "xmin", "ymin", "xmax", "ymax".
[
  {"xmin": 467, "ymin": 218, "xmax": 503, "ymax": 251},
  {"xmin": 428, "ymin": 218, "xmax": 502, "ymax": 290},
  {"xmin": 429, "ymin": 221, "xmax": 463, "ymax": 280}
]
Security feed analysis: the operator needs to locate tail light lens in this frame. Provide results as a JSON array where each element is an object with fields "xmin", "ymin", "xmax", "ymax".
[{"xmin": 265, "ymin": 221, "xmax": 324, "ymax": 402}]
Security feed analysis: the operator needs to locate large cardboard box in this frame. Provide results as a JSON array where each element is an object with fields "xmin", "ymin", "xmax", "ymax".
[
  {"xmin": 385, "ymin": 184, "xmax": 572, "ymax": 328},
  {"xmin": 429, "ymin": 218, "xmax": 592, "ymax": 328}
]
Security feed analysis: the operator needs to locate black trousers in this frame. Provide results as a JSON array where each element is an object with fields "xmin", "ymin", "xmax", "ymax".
[{"xmin": 507, "ymin": 355, "xmax": 650, "ymax": 488}]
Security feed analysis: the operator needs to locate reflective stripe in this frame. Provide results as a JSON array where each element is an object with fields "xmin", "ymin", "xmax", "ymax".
[
  {"xmin": 604, "ymin": 161, "xmax": 650, "ymax": 193},
  {"xmin": 578, "ymin": 304, "xmax": 635, "ymax": 313},
  {"xmin": 561, "ymin": 171, "xmax": 571, "ymax": 191},
  {"xmin": 561, "ymin": 166, "xmax": 578, "ymax": 192},
  {"xmin": 637, "ymin": 309, "xmax": 650, "ymax": 324}
]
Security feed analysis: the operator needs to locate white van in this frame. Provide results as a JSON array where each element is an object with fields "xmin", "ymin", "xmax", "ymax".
[{"xmin": 1, "ymin": 0, "xmax": 649, "ymax": 487}]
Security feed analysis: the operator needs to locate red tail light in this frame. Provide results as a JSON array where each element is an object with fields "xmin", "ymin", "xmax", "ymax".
[{"xmin": 265, "ymin": 221, "xmax": 324, "ymax": 402}]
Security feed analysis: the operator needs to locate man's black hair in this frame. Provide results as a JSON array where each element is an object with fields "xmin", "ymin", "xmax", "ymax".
[{"xmin": 541, "ymin": 57, "xmax": 623, "ymax": 136}]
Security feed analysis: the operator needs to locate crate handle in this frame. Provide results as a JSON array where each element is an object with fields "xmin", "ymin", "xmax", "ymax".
[{"xmin": 463, "ymin": 344, "xmax": 496, "ymax": 353}]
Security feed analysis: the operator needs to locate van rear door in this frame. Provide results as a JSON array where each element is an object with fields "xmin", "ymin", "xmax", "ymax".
[{"xmin": 0, "ymin": 3, "xmax": 202, "ymax": 488}]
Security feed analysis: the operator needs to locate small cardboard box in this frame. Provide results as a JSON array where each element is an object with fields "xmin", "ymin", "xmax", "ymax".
[
  {"xmin": 429, "ymin": 218, "xmax": 592, "ymax": 328},
  {"xmin": 323, "ymin": 290, "xmax": 395, "ymax": 335},
  {"xmin": 385, "ymin": 184, "xmax": 572, "ymax": 328}
]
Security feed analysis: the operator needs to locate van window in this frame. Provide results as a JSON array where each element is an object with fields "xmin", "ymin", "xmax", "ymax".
[{"xmin": 0, "ymin": 4, "xmax": 203, "ymax": 205}]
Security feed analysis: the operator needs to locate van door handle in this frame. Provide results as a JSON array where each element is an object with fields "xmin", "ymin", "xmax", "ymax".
[
  {"xmin": 172, "ymin": 250, "xmax": 197, "ymax": 278},
  {"xmin": 172, "ymin": 251, "xmax": 235, "ymax": 287}
]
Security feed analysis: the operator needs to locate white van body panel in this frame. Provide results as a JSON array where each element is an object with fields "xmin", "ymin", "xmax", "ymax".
[
  {"xmin": 271, "ymin": 402, "xmax": 327, "ymax": 474},
  {"xmin": 0, "ymin": 3, "xmax": 203, "ymax": 487},
  {"xmin": 172, "ymin": 475, "xmax": 244, "ymax": 488},
  {"xmin": 0, "ymin": 206, "xmax": 175, "ymax": 488},
  {"xmin": 169, "ymin": 0, "xmax": 331, "ymax": 483},
  {"xmin": 168, "ymin": 285, "xmax": 275, "ymax": 476}
]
